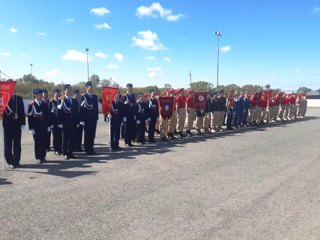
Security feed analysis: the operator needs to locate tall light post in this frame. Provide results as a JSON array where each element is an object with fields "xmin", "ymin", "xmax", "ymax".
[
  {"xmin": 214, "ymin": 31, "xmax": 223, "ymax": 90},
  {"xmin": 86, "ymin": 48, "xmax": 90, "ymax": 81},
  {"xmin": 30, "ymin": 63, "xmax": 33, "ymax": 76}
]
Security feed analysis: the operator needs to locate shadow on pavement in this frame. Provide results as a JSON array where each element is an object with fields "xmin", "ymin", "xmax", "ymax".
[
  {"xmin": 0, "ymin": 178, "xmax": 13, "ymax": 186},
  {"xmin": 16, "ymin": 117, "xmax": 316, "ymax": 179}
]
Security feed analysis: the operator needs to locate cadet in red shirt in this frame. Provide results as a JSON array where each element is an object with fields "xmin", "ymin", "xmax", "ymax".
[
  {"xmin": 175, "ymin": 88, "xmax": 186, "ymax": 137},
  {"xmin": 185, "ymin": 89, "xmax": 195, "ymax": 136}
]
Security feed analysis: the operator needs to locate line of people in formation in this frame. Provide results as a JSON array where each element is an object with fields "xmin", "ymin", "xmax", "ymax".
[{"xmin": 2, "ymin": 81, "xmax": 307, "ymax": 169}]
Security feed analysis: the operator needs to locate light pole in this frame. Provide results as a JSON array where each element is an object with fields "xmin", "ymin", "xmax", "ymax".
[
  {"xmin": 214, "ymin": 31, "xmax": 222, "ymax": 90},
  {"xmin": 30, "ymin": 64, "xmax": 33, "ymax": 76},
  {"xmin": 86, "ymin": 48, "xmax": 90, "ymax": 81}
]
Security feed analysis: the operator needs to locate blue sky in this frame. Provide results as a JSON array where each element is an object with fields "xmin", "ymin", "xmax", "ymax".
[{"xmin": 0, "ymin": 0, "xmax": 319, "ymax": 90}]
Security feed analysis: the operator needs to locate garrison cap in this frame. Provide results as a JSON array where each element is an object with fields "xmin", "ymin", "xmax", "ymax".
[
  {"xmin": 85, "ymin": 81, "xmax": 93, "ymax": 88},
  {"xmin": 63, "ymin": 84, "xmax": 72, "ymax": 90},
  {"xmin": 73, "ymin": 89, "xmax": 80, "ymax": 94},
  {"xmin": 174, "ymin": 88, "xmax": 184, "ymax": 94},
  {"xmin": 33, "ymin": 88, "xmax": 43, "ymax": 95},
  {"xmin": 187, "ymin": 89, "xmax": 194, "ymax": 94},
  {"xmin": 42, "ymin": 89, "xmax": 48, "ymax": 94}
]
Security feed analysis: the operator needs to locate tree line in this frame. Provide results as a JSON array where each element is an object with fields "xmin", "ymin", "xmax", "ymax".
[{"xmin": 12, "ymin": 74, "xmax": 319, "ymax": 100}]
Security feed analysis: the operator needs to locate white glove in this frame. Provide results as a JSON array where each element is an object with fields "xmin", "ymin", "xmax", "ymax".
[
  {"xmin": 29, "ymin": 129, "xmax": 35, "ymax": 135},
  {"xmin": 136, "ymin": 120, "xmax": 141, "ymax": 124},
  {"xmin": 77, "ymin": 124, "xmax": 80, "ymax": 128},
  {"xmin": 51, "ymin": 124, "xmax": 54, "ymax": 128},
  {"xmin": 107, "ymin": 114, "xmax": 111, "ymax": 119},
  {"xmin": 123, "ymin": 117, "xmax": 127, "ymax": 123},
  {"xmin": 47, "ymin": 127, "xmax": 51, "ymax": 132},
  {"xmin": 134, "ymin": 115, "xmax": 136, "ymax": 121},
  {"xmin": 57, "ymin": 124, "xmax": 63, "ymax": 128},
  {"xmin": 80, "ymin": 121, "xmax": 85, "ymax": 126},
  {"xmin": 20, "ymin": 125, "xmax": 25, "ymax": 131},
  {"xmin": 147, "ymin": 118, "xmax": 151, "ymax": 122}
]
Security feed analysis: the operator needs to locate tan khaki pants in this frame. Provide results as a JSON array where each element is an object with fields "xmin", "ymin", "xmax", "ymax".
[
  {"xmin": 204, "ymin": 113, "xmax": 211, "ymax": 132},
  {"xmin": 176, "ymin": 108, "xmax": 186, "ymax": 132},
  {"xmin": 168, "ymin": 110, "xmax": 177, "ymax": 133},
  {"xmin": 186, "ymin": 108, "xmax": 196, "ymax": 130},
  {"xmin": 195, "ymin": 116, "xmax": 204, "ymax": 131},
  {"xmin": 159, "ymin": 117, "xmax": 168, "ymax": 138}
]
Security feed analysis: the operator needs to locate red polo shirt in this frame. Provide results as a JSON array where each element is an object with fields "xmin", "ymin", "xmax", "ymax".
[
  {"xmin": 176, "ymin": 95, "xmax": 186, "ymax": 108},
  {"xmin": 186, "ymin": 96, "xmax": 195, "ymax": 108}
]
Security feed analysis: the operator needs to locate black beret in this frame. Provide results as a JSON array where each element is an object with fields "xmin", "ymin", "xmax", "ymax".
[
  {"xmin": 42, "ymin": 89, "xmax": 48, "ymax": 94},
  {"xmin": 53, "ymin": 88, "xmax": 60, "ymax": 93},
  {"xmin": 63, "ymin": 84, "xmax": 72, "ymax": 90},
  {"xmin": 85, "ymin": 81, "xmax": 93, "ymax": 88},
  {"xmin": 126, "ymin": 83, "xmax": 133, "ymax": 88}
]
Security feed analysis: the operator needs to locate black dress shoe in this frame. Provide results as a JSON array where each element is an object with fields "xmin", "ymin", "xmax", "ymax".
[
  {"xmin": 64, "ymin": 155, "xmax": 70, "ymax": 160},
  {"xmin": 42, "ymin": 159, "xmax": 48, "ymax": 163},
  {"xmin": 116, "ymin": 146, "xmax": 123, "ymax": 150},
  {"xmin": 54, "ymin": 151, "xmax": 61, "ymax": 155},
  {"xmin": 70, "ymin": 155, "xmax": 77, "ymax": 159}
]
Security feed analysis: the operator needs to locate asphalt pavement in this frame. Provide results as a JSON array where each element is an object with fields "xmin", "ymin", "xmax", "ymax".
[{"xmin": 1, "ymin": 108, "xmax": 320, "ymax": 240}]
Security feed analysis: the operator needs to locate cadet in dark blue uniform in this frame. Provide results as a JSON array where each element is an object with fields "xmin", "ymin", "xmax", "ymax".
[
  {"xmin": 72, "ymin": 89, "xmax": 83, "ymax": 152},
  {"xmin": 50, "ymin": 89, "xmax": 62, "ymax": 155},
  {"xmin": 122, "ymin": 83, "xmax": 136, "ymax": 147},
  {"xmin": 28, "ymin": 89, "xmax": 51, "ymax": 164},
  {"xmin": 42, "ymin": 89, "xmax": 52, "ymax": 151},
  {"xmin": 58, "ymin": 84, "xmax": 80, "ymax": 160},
  {"xmin": 79, "ymin": 81, "xmax": 99, "ymax": 155},
  {"xmin": 105, "ymin": 90, "xmax": 124, "ymax": 151},
  {"xmin": 3, "ymin": 92, "xmax": 25, "ymax": 169},
  {"xmin": 135, "ymin": 93, "xmax": 147, "ymax": 144},
  {"xmin": 146, "ymin": 89, "xmax": 158, "ymax": 143}
]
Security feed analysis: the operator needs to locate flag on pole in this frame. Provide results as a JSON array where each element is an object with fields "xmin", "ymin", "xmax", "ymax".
[
  {"xmin": 0, "ymin": 80, "xmax": 16, "ymax": 119},
  {"xmin": 101, "ymin": 86, "xmax": 119, "ymax": 115}
]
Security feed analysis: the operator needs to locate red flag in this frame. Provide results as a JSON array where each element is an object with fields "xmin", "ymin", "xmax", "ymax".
[
  {"xmin": 159, "ymin": 96, "xmax": 174, "ymax": 119},
  {"xmin": 0, "ymin": 81, "xmax": 16, "ymax": 119},
  {"xmin": 194, "ymin": 91, "xmax": 209, "ymax": 112},
  {"xmin": 101, "ymin": 86, "xmax": 119, "ymax": 115}
]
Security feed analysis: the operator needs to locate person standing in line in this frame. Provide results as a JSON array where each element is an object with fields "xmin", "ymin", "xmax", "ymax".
[
  {"xmin": 146, "ymin": 89, "xmax": 159, "ymax": 143},
  {"xmin": 135, "ymin": 93, "xmax": 147, "ymax": 144},
  {"xmin": 42, "ymin": 89, "xmax": 52, "ymax": 151},
  {"xmin": 58, "ymin": 84, "xmax": 80, "ymax": 160},
  {"xmin": 175, "ymin": 88, "xmax": 186, "ymax": 138},
  {"xmin": 50, "ymin": 89, "xmax": 62, "ymax": 155},
  {"xmin": 122, "ymin": 83, "xmax": 136, "ymax": 147},
  {"xmin": 2, "ymin": 89, "xmax": 25, "ymax": 169},
  {"xmin": 185, "ymin": 89, "xmax": 195, "ymax": 136},
  {"xmin": 72, "ymin": 89, "xmax": 83, "ymax": 152},
  {"xmin": 28, "ymin": 89, "xmax": 51, "ymax": 164},
  {"xmin": 79, "ymin": 81, "xmax": 99, "ymax": 155},
  {"xmin": 167, "ymin": 89, "xmax": 177, "ymax": 140}
]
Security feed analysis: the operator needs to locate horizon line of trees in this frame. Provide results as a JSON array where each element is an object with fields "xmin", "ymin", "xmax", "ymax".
[{"xmin": 9, "ymin": 74, "xmax": 320, "ymax": 100}]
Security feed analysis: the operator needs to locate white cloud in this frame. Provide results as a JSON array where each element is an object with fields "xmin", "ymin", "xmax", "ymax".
[
  {"xmin": 220, "ymin": 45, "xmax": 231, "ymax": 53},
  {"xmin": 65, "ymin": 18, "xmax": 75, "ymax": 22},
  {"xmin": 132, "ymin": 30, "xmax": 165, "ymax": 51},
  {"xmin": 312, "ymin": 6, "xmax": 320, "ymax": 14},
  {"xmin": 148, "ymin": 72, "xmax": 157, "ymax": 78},
  {"xmin": 163, "ymin": 57, "xmax": 172, "ymax": 62},
  {"xmin": 145, "ymin": 56, "xmax": 156, "ymax": 60},
  {"xmin": 95, "ymin": 52, "xmax": 108, "ymax": 58},
  {"xmin": 91, "ymin": 7, "xmax": 110, "ymax": 16},
  {"xmin": 94, "ymin": 23, "xmax": 111, "ymax": 30},
  {"xmin": 114, "ymin": 53, "xmax": 124, "ymax": 62},
  {"xmin": 106, "ymin": 64, "xmax": 119, "ymax": 69},
  {"xmin": 147, "ymin": 67, "xmax": 162, "ymax": 71},
  {"xmin": 61, "ymin": 49, "xmax": 90, "ymax": 62},
  {"xmin": 45, "ymin": 69, "xmax": 61, "ymax": 78},
  {"xmin": 36, "ymin": 32, "xmax": 47, "ymax": 36},
  {"xmin": 0, "ymin": 52, "xmax": 11, "ymax": 57},
  {"xmin": 136, "ymin": 2, "xmax": 185, "ymax": 22},
  {"xmin": 10, "ymin": 27, "xmax": 17, "ymax": 33}
]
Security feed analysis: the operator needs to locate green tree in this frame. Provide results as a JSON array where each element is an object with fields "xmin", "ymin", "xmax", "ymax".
[
  {"xmin": 190, "ymin": 81, "xmax": 214, "ymax": 91},
  {"xmin": 297, "ymin": 86, "xmax": 311, "ymax": 93}
]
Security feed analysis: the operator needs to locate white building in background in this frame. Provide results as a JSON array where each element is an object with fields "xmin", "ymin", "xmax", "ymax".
[{"xmin": 306, "ymin": 95, "xmax": 320, "ymax": 108}]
